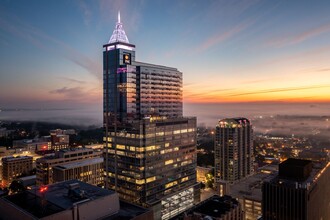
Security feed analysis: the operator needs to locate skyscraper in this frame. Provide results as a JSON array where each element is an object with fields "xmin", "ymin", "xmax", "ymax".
[
  {"xmin": 214, "ymin": 118, "xmax": 253, "ymax": 184},
  {"xmin": 262, "ymin": 158, "xmax": 330, "ymax": 220},
  {"xmin": 103, "ymin": 12, "xmax": 199, "ymax": 220}
]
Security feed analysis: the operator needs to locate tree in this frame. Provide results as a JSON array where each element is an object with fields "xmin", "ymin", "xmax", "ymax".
[
  {"xmin": 9, "ymin": 180, "xmax": 25, "ymax": 195},
  {"xmin": 205, "ymin": 172, "xmax": 214, "ymax": 189}
]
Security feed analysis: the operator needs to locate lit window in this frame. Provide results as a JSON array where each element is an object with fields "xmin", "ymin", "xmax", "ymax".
[
  {"xmin": 165, "ymin": 159, "xmax": 174, "ymax": 165},
  {"xmin": 136, "ymin": 179, "xmax": 145, "ymax": 185},
  {"xmin": 165, "ymin": 181, "xmax": 178, "ymax": 188},
  {"xmin": 116, "ymin": 145, "xmax": 125, "ymax": 150},
  {"xmin": 181, "ymin": 177, "xmax": 188, "ymax": 182},
  {"xmin": 146, "ymin": 176, "xmax": 156, "ymax": 183}
]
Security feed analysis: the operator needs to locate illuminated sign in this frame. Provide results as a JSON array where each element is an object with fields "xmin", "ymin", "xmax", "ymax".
[
  {"xmin": 123, "ymin": 53, "xmax": 131, "ymax": 64},
  {"xmin": 117, "ymin": 67, "xmax": 127, "ymax": 74}
]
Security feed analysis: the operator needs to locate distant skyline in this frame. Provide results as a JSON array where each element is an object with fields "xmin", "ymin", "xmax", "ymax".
[{"xmin": 1, "ymin": 0, "xmax": 330, "ymax": 112}]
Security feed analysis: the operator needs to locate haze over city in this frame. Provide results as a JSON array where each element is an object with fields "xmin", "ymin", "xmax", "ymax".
[
  {"xmin": 1, "ymin": 1, "xmax": 330, "ymax": 220},
  {"xmin": 1, "ymin": 0, "xmax": 330, "ymax": 126}
]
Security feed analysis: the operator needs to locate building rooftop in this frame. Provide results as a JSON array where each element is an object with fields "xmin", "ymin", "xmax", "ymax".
[
  {"xmin": 105, "ymin": 201, "xmax": 153, "ymax": 220},
  {"xmin": 39, "ymin": 148, "xmax": 98, "ymax": 161},
  {"xmin": 279, "ymin": 158, "xmax": 313, "ymax": 181},
  {"xmin": 217, "ymin": 117, "xmax": 251, "ymax": 126},
  {"xmin": 14, "ymin": 139, "xmax": 48, "ymax": 144},
  {"xmin": 134, "ymin": 61, "xmax": 179, "ymax": 71},
  {"xmin": 18, "ymin": 175, "xmax": 36, "ymax": 182},
  {"xmin": 17, "ymin": 175, "xmax": 36, "ymax": 187},
  {"xmin": 54, "ymin": 157, "xmax": 103, "ymax": 170},
  {"xmin": 2, "ymin": 180, "xmax": 115, "ymax": 218},
  {"xmin": 257, "ymin": 163, "xmax": 279, "ymax": 173},
  {"xmin": 33, "ymin": 180, "xmax": 113, "ymax": 209},
  {"xmin": 266, "ymin": 160, "xmax": 330, "ymax": 190},
  {"xmin": 0, "ymin": 180, "xmax": 152, "ymax": 220},
  {"xmin": 2, "ymin": 155, "xmax": 33, "ymax": 162},
  {"xmin": 281, "ymin": 158, "xmax": 312, "ymax": 167},
  {"xmin": 229, "ymin": 172, "xmax": 276, "ymax": 202},
  {"xmin": 57, "ymin": 147, "xmax": 93, "ymax": 153},
  {"xmin": 108, "ymin": 11, "xmax": 129, "ymax": 44},
  {"xmin": 172, "ymin": 195, "xmax": 239, "ymax": 219}
]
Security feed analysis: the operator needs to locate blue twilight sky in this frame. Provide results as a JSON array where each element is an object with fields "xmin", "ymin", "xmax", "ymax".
[{"xmin": 1, "ymin": 0, "xmax": 330, "ymax": 113}]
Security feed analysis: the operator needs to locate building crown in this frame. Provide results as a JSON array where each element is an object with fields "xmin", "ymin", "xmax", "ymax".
[{"xmin": 108, "ymin": 11, "xmax": 129, "ymax": 44}]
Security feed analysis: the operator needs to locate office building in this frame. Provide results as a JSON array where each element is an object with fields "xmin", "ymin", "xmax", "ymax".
[
  {"xmin": 172, "ymin": 195, "xmax": 243, "ymax": 220},
  {"xmin": 224, "ymin": 164, "xmax": 278, "ymax": 220},
  {"xmin": 215, "ymin": 118, "xmax": 253, "ymax": 184},
  {"xmin": 50, "ymin": 128, "xmax": 76, "ymax": 135},
  {"xmin": 0, "ymin": 179, "xmax": 153, "ymax": 220},
  {"xmin": 17, "ymin": 175, "xmax": 36, "ymax": 189},
  {"xmin": 41, "ymin": 132, "xmax": 70, "ymax": 151},
  {"xmin": 13, "ymin": 139, "xmax": 51, "ymax": 152},
  {"xmin": 53, "ymin": 157, "xmax": 104, "ymax": 186},
  {"xmin": 262, "ymin": 158, "xmax": 330, "ymax": 220},
  {"xmin": 13, "ymin": 130, "xmax": 71, "ymax": 153},
  {"xmin": 103, "ymin": 13, "xmax": 199, "ymax": 219},
  {"xmin": 36, "ymin": 148, "xmax": 102, "ymax": 186},
  {"xmin": 217, "ymin": 164, "xmax": 277, "ymax": 220},
  {"xmin": 2, "ymin": 156, "xmax": 33, "ymax": 187}
]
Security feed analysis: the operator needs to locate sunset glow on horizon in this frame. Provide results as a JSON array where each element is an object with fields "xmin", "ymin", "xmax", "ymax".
[{"xmin": 1, "ymin": 0, "xmax": 330, "ymax": 110}]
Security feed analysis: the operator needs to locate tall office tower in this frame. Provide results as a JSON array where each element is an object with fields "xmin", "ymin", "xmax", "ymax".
[
  {"xmin": 262, "ymin": 158, "xmax": 330, "ymax": 220},
  {"xmin": 2, "ymin": 156, "xmax": 33, "ymax": 187},
  {"xmin": 103, "ymin": 12, "xmax": 199, "ymax": 220},
  {"xmin": 215, "ymin": 118, "xmax": 253, "ymax": 184}
]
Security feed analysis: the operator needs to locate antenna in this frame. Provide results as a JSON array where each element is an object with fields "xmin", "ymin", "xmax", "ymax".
[{"xmin": 118, "ymin": 11, "xmax": 121, "ymax": 23}]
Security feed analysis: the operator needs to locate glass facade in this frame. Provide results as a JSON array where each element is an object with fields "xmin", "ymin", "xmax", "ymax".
[
  {"xmin": 103, "ymin": 46, "xmax": 183, "ymax": 125},
  {"xmin": 103, "ymin": 117, "xmax": 199, "ymax": 219},
  {"xmin": 137, "ymin": 64, "xmax": 183, "ymax": 118},
  {"xmin": 103, "ymin": 22, "xmax": 199, "ymax": 219}
]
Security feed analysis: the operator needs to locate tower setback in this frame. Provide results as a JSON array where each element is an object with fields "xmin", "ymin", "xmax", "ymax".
[{"xmin": 103, "ymin": 13, "xmax": 199, "ymax": 220}]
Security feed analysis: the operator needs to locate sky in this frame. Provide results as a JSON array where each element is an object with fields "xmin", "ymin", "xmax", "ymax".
[{"xmin": 1, "ymin": 0, "xmax": 330, "ymax": 124}]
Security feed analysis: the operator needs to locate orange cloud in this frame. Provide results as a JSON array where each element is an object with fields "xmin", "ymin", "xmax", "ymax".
[
  {"xmin": 184, "ymin": 84, "xmax": 330, "ymax": 103},
  {"xmin": 267, "ymin": 23, "xmax": 330, "ymax": 47}
]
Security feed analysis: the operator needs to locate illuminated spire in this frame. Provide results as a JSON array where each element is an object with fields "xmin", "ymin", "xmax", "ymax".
[{"xmin": 108, "ymin": 11, "xmax": 129, "ymax": 44}]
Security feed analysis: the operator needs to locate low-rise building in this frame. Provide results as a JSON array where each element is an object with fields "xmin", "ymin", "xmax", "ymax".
[
  {"xmin": 50, "ymin": 129, "xmax": 76, "ymax": 135},
  {"xmin": 41, "ymin": 132, "xmax": 70, "ymax": 151},
  {"xmin": 2, "ymin": 156, "xmax": 33, "ymax": 187},
  {"xmin": 53, "ymin": 157, "xmax": 104, "ymax": 186},
  {"xmin": 216, "ymin": 163, "xmax": 278, "ymax": 220},
  {"xmin": 172, "ymin": 195, "xmax": 243, "ymax": 220},
  {"xmin": 13, "ymin": 139, "xmax": 51, "ymax": 152},
  {"xmin": 36, "ymin": 148, "xmax": 102, "ymax": 186},
  {"xmin": 0, "ymin": 179, "xmax": 153, "ymax": 220},
  {"xmin": 17, "ymin": 175, "xmax": 36, "ymax": 189}
]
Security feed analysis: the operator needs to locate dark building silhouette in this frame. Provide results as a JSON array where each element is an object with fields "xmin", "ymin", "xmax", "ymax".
[
  {"xmin": 262, "ymin": 158, "xmax": 330, "ymax": 220},
  {"xmin": 171, "ymin": 195, "xmax": 243, "ymax": 220},
  {"xmin": 0, "ymin": 180, "xmax": 153, "ymax": 220}
]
